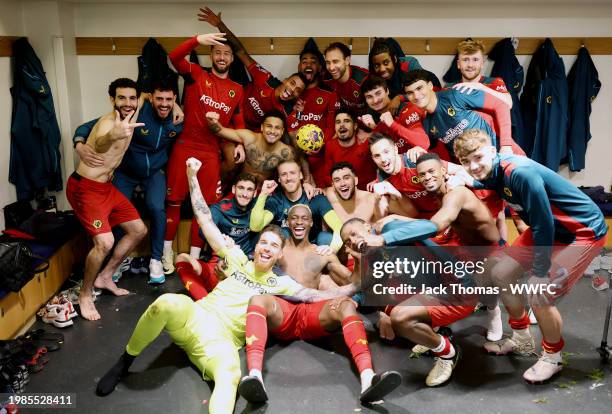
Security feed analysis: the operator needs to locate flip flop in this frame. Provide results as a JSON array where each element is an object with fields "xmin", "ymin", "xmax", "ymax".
[
  {"xmin": 360, "ymin": 370, "xmax": 402, "ymax": 403},
  {"xmin": 238, "ymin": 375, "xmax": 268, "ymax": 403}
]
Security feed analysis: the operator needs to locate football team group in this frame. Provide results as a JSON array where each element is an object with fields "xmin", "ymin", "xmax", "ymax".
[{"xmin": 64, "ymin": 6, "xmax": 608, "ymax": 413}]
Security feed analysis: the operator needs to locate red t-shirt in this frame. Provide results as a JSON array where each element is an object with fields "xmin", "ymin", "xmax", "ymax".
[
  {"xmin": 379, "ymin": 153, "xmax": 446, "ymax": 218},
  {"xmin": 243, "ymin": 63, "xmax": 290, "ymax": 131},
  {"xmin": 372, "ymin": 102, "xmax": 430, "ymax": 154},
  {"xmin": 169, "ymin": 36, "xmax": 245, "ymax": 152},
  {"xmin": 323, "ymin": 65, "xmax": 369, "ymax": 116},
  {"xmin": 287, "ymin": 85, "xmax": 340, "ymax": 141},
  {"xmin": 287, "ymin": 85, "xmax": 340, "ymax": 186},
  {"xmin": 323, "ymin": 138, "xmax": 377, "ymax": 190}
]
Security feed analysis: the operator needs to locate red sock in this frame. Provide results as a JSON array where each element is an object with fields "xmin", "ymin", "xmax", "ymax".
[
  {"xmin": 245, "ymin": 305, "xmax": 268, "ymax": 372},
  {"xmin": 165, "ymin": 203, "xmax": 181, "ymax": 241},
  {"xmin": 542, "ymin": 337, "xmax": 564, "ymax": 354},
  {"xmin": 432, "ymin": 335, "xmax": 455, "ymax": 358},
  {"xmin": 508, "ymin": 311, "xmax": 530, "ymax": 330},
  {"xmin": 342, "ymin": 315, "xmax": 373, "ymax": 373},
  {"xmin": 176, "ymin": 261, "xmax": 208, "ymax": 300},
  {"xmin": 200, "ymin": 261, "xmax": 219, "ymax": 292},
  {"xmin": 190, "ymin": 217, "xmax": 205, "ymax": 249}
]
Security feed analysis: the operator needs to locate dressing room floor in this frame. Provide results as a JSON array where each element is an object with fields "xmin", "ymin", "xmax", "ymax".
[{"xmin": 25, "ymin": 272, "xmax": 612, "ymax": 414}]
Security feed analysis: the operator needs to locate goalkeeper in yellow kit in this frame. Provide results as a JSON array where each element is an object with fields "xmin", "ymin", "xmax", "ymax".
[{"xmin": 96, "ymin": 158, "xmax": 361, "ymax": 413}]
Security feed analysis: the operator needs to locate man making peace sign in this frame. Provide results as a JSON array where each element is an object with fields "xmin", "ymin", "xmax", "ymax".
[{"xmin": 66, "ymin": 78, "xmax": 148, "ymax": 321}]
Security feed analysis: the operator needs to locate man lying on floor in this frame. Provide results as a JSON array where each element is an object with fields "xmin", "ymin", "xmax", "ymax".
[{"xmin": 95, "ymin": 158, "xmax": 401, "ymax": 413}]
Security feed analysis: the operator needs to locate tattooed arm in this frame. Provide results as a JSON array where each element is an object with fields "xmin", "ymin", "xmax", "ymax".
[
  {"xmin": 291, "ymin": 282, "xmax": 358, "ymax": 303},
  {"xmin": 186, "ymin": 157, "xmax": 229, "ymax": 254},
  {"xmin": 205, "ymin": 111, "xmax": 256, "ymax": 144}
]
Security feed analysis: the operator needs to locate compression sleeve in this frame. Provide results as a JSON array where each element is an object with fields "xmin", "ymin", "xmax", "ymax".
[
  {"xmin": 322, "ymin": 210, "xmax": 344, "ymax": 252},
  {"xmin": 481, "ymin": 94, "xmax": 513, "ymax": 147},
  {"xmin": 387, "ymin": 120, "xmax": 430, "ymax": 148},
  {"xmin": 73, "ymin": 118, "xmax": 99, "ymax": 146},
  {"xmin": 510, "ymin": 167, "xmax": 554, "ymax": 277},
  {"xmin": 249, "ymin": 194, "xmax": 274, "ymax": 232},
  {"xmin": 381, "ymin": 219, "xmax": 438, "ymax": 246},
  {"xmin": 169, "ymin": 36, "xmax": 201, "ymax": 75}
]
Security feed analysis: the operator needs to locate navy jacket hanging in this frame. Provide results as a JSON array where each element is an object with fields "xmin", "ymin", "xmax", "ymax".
[
  {"xmin": 520, "ymin": 38, "xmax": 568, "ymax": 171},
  {"xmin": 489, "ymin": 38, "xmax": 526, "ymax": 151},
  {"xmin": 566, "ymin": 46, "xmax": 601, "ymax": 171},
  {"xmin": 442, "ymin": 53, "xmax": 461, "ymax": 85},
  {"xmin": 137, "ymin": 37, "xmax": 178, "ymax": 93},
  {"xmin": 9, "ymin": 37, "xmax": 62, "ymax": 200}
]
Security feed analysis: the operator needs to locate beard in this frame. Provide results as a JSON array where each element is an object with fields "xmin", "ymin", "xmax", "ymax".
[
  {"xmin": 336, "ymin": 186, "xmax": 355, "ymax": 201},
  {"xmin": 114, "ymin": 104, "xmax": 136, "ymax": 120},
  {"xmin": 212, "ymin": 61, "xmax": 230, "ymax": 74}
]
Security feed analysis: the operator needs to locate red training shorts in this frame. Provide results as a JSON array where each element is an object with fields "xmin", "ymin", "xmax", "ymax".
[
  {"xmin": 166, "ymin": 141, "xmax": 221, "ymax": 204},
  {"xmin": 271, "ymin": 297, "xmax": 331, "ymax": 341},
  {"xmin": 66, "ymin": 172, "xmax": 140, "ymax": 236}
]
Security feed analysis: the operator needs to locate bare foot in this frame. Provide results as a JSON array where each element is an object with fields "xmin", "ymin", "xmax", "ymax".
[
  {"xmin": 79, "ymin": 294, "xmax": 101, "ymax": 321},
  {"xmin": 94, "ymin": 277, "xmax": 130, "ymax": 296}
]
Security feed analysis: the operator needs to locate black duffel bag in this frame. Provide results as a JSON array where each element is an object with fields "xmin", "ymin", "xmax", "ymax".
[{"xmin": 0, "ymin": 241, "xmax": 49, "ymax": 292}]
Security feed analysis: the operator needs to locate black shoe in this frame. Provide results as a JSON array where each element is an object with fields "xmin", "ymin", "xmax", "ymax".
[
  {"xmin": 238, "ymin": 375, "xmax": 268, "ymax": 403},
  {"xmin": 360, "ymin": 371, "xmax": 402, "ymax": 403}
]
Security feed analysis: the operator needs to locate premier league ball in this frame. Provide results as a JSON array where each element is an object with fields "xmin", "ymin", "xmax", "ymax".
[{"xmin": 295, "ymin": 124, "xmax": 324, "ymax": 155}]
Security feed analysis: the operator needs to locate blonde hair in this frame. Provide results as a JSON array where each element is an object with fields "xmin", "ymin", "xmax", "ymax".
[
  {"xmin": 453, "ymin": 129, "xmax": 492, "ymax": 160},
  {"xmin": 287, "ymin": 203, "xmax": 312, "ymax": 217},
  {"xmin": 457, "ymin": 39, "xmax": 485, "ymax": 56}
]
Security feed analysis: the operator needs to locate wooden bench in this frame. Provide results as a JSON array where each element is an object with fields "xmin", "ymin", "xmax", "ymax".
[{"xmin": 0, "ymin": 232, "xmax": 88, "ymax": 339}]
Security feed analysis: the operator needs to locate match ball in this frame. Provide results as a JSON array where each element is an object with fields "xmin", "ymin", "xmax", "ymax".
[{"xmin": 295, "ymin": 124, "xmax": 324, "ymax": 155}]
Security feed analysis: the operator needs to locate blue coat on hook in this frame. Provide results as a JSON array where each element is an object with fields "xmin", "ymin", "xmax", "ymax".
[{"xmin": 565, "ymin": 46, "xmax": 601, "ymax": 172}]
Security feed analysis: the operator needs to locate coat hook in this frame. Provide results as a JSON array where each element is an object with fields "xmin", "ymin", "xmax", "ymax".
[
  {"xmin": 425, "ymin": 39, "xmax": 431, "ymax": 52},
  {"xmin": 580, "ymin": 39, "xmax": 586, "ymax": 48},
  {"xmin": 110, "ymin": 37, "xmax": 116, "ymax": 52},
  {"xmin": 511, "ymin": 37, "xmax": 519, "ymax": 50},
  {"xmin": 349, "ymin": 37, "xmax": 353, "ymax": 51},
  {"xmin": 270, "ymin": 37, "xmax": 274, "ymax": 51}
]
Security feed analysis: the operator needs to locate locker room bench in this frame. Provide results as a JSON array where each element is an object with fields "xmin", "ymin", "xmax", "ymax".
[{"xmin": 0, "ymin": 231, "xmax": 88, "ymax": 339}]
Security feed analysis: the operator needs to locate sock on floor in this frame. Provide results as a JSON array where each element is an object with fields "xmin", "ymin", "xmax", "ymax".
[{"xmin": 96, "ymin": 352, "xmax": 136, "ymax": 396}]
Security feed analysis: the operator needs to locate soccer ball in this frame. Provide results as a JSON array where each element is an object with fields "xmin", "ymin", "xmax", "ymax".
[{"xmin": 295, "ymin": 124, "xmax": 324, "ymax": 155}]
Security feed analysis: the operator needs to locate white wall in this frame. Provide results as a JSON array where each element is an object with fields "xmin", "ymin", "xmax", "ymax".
[
  {"xmin": 1, "ymin": 1, "xmax": 611, "ymax": 232},
  {"xmin": 21, "ymin": 1, "xmax": 83, "ymax": 211},
  {"xmin": 74, "ymin": 1, "xmax": 612, "ymax": 189},
  {"xmin": 0, "ymin": 0, "xmax": 25, "ymax": 230}
]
